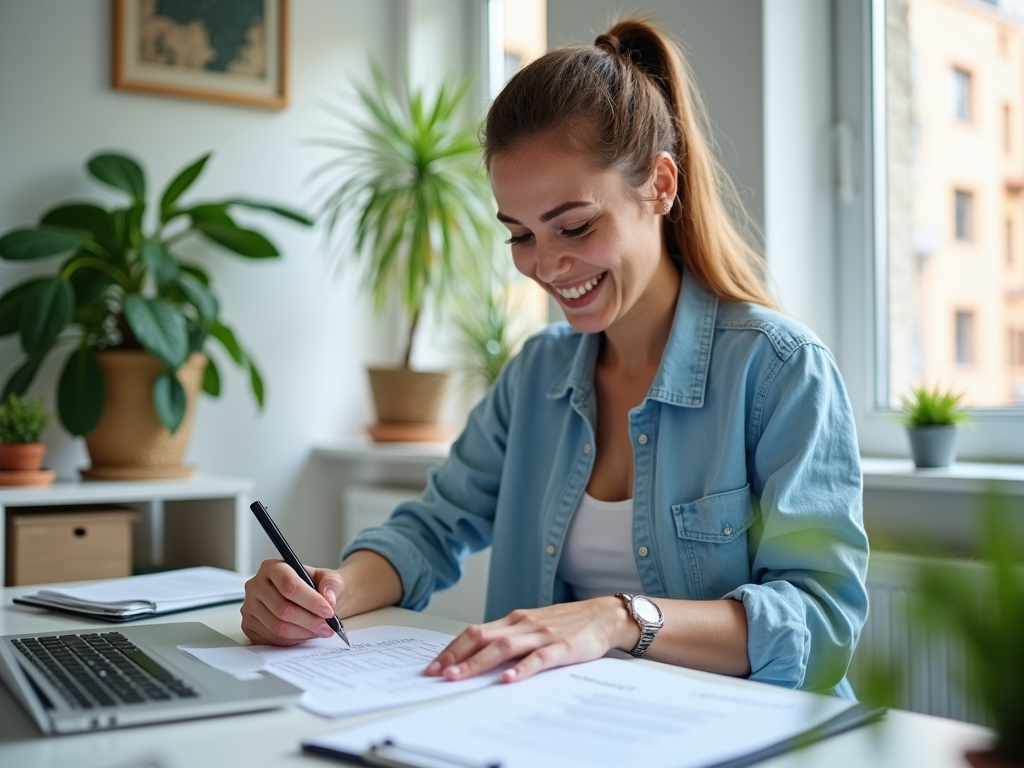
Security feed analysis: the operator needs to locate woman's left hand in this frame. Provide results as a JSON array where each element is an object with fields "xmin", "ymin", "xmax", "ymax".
[{"xmin": 425, "ymin": 596, "xmax": 638, "ymax": 683}]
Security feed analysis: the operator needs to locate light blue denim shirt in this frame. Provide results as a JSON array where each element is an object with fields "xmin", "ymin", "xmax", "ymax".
[{"xmin": 345, "ymin": 270, "xmax": 869, "ymax": 698}]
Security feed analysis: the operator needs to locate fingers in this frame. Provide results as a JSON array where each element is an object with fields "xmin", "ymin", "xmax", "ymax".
[
  {"xmin": 240, "ymin": 559, "xmax": 339, "ymax": 646},
  {"xmin": 425, "ymin": 611, "xmax": 550, "ymax": 680},
  {"xmin": 310, "ymin": 567, "xmax": 344, "ymax": 611}
]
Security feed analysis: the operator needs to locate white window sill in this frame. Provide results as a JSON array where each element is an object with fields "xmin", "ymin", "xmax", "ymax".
[{"xmin": 861, "ymin": 457, "xmax": 1024, "ymax": 496}]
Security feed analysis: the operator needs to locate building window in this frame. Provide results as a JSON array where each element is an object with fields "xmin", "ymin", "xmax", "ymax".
[
  {"xmin": 1007, "ymin": 219, "xmax": 1014, "ymax": 265},
  {"xmin": 955, "ymin": 311, "xmax": 975, "ymax": 365},
  {"xmin": 951, "ymin": 67, "xmax": 972, "ymax": 122},
  {"xmin": 1010, "ymin": 329, "xmax": 1024, "ymax": 368},
  {"xmin": 1004, "ymin": 104, "xmax": 1012, "ymax": 153},
  {"xmin": 954, "ymin": 190, "xmax": 973, "ymax": 242}
]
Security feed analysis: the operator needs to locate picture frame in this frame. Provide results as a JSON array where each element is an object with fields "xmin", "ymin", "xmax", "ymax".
[{"xmin": 112, "ymin": 0, "xmax": 289, "ymax": 110}]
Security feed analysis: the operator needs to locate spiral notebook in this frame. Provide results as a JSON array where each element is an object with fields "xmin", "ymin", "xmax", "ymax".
[{"xmin": 13, "ymin": 567, "xmax": 247, "ymax": 621}]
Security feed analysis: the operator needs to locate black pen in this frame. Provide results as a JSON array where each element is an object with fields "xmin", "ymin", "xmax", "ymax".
[{"xmin": 249, "ymin": 500, "xmax": 351, "ymax": 648}]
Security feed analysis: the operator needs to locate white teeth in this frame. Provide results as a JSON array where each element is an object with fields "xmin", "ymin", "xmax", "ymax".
[{"xmin": 557, "ymin": 272, "xmax": 604, "ymax": 300}]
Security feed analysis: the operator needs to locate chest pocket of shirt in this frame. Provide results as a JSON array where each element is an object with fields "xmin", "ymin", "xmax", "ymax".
[{"xmin": 671, "ymin": 484, "xmax": 756, "ymax": 600}]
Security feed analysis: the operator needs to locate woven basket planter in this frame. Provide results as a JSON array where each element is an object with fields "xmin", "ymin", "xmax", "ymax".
[
  {"xmin": 82, "ymin": 351, "xmax": 207, "ymax": 479},
  {"xmin": 366, "ymin": 367, "xmax": 453, "ymax": 442}
]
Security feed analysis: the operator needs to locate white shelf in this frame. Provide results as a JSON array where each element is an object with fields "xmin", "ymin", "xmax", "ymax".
[
  {"xmin": 861, "ymin": 457, "xmax": 1024, "ymax": 496},
  {"xmin": 314, "ymin": 436, "xmax": 451, "ymax": 468},
  {"xmin": 0, "ymin": 473, "xmax": 252, "ymax": 506}
]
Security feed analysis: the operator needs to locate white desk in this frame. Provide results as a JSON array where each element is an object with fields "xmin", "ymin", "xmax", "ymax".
[
  {"xmin": 0, "ymin": 584, "xmax": 994, "ymax": 768},
  {"xmin": 0, "ymin": 475, "xmax": 253, "ymax": 585}
]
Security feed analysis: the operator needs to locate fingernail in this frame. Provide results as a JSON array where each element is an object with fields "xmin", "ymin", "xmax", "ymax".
[
  {"xmin": 426, "ymin": 661, "xmax": 441, "ymax": 674},
  {"xmin": 447, "ymin": 665, "xmax": 461, "ymax": 677},
  {"xmin": 503, "ymin": 668, "xmax": 518, "ymax": 682},
  {"xmin": 325, "ymin": 589, "xmax": 336, "ymax": 604},
  {"xmin": 318, "ymin": 625, "xmax": 334, "ymax": 638},
  {"xmin": 320, "ymin": 604, "xmax": 334, "ymax": 618}
]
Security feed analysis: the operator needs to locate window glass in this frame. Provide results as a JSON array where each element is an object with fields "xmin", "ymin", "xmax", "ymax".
[{"xmin": 887, "ymin": 0, "xmax": 1024, "ymax": 406}]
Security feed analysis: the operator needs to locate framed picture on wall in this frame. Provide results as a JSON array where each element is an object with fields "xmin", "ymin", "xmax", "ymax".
[{"xmin": 112, "ymin": 0, "xmax": 289, "ymax": 109}]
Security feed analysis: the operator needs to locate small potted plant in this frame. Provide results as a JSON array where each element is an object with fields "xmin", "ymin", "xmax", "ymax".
[
  {"xmin": 899, "ymin": 385, "xmax": 970, "ymax": 468},
  {"xmin": 310, "ymin": 66, "xmax": 500, "ymax": 440},
  {"xmin": 0, "ymin": 151, "xmax": 310, "ymax": 478},
  {"xmin": 0, "ymin": 394, "xmax": 54, "ymax": 484}
]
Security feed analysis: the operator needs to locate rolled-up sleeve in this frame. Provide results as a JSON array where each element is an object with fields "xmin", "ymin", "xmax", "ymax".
[
  {"xmin": 341, "ymin": 355, "xmax": 519, "ymax": 611},
  {"xmin": 724, "ymin": 342, "xmax": 869, "ymax": 694}
]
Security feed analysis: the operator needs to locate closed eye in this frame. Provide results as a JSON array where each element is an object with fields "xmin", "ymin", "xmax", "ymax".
[
  {"xmin": 562, "ymin": 221, "xmax": 592, "ymax": 238},
  {"xmin": 505, "ymin": 232, "xmax": 533, "ymax": 246}
]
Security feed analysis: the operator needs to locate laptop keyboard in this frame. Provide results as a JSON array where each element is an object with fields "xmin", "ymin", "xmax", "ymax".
[{"xmin": 12, "ymin": 632, "xmax": 198, "ymax": 709}]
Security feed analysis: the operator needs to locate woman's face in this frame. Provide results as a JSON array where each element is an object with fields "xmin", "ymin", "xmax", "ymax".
[{"xmin": 489, "ymin": 137, "xmax": 677, "ymax": 336}]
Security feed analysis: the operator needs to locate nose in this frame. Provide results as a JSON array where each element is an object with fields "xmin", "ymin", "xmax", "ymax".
[{"xmin": 534, "ymin": 241, "xmax": 572, "ymax": 284}]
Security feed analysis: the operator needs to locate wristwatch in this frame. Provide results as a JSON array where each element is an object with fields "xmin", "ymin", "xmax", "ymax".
[{"xmin": 615, "ymin": 593, "xmax": 664, "ymax": 658}]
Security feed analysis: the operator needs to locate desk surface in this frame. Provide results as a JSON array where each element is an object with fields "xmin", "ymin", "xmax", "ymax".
[{"xmin": 0, "ymin": 584, "xmax": 992, "ymax": 768}]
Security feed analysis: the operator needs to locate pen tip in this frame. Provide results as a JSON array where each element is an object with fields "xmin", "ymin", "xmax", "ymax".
[{"xmin": 337, "ymin": 626, "xmax": 351, "ymax": 648}]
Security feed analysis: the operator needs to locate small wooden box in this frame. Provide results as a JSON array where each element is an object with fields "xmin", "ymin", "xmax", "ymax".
[{"xmin": 5, "ymin": 506, "xmax": 139, "ymax": 586}]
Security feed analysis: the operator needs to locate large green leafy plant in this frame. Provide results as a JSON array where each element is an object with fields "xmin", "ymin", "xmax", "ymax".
[
  {"xmin": 0, "ymin": 152, "xmax": 310, "ymax": 434},
  {"xmin": 311, "ymin": 67, "xmax": 499, "ymax": 368}
]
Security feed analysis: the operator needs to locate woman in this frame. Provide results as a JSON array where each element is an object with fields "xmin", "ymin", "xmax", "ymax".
[{"xmin": 241, "ymin": 19, "xmax": 868, "ymax": 698}]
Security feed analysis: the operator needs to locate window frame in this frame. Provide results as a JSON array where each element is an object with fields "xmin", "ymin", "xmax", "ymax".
[{"xmin": 833, "ymin": 0, "xmax": 1024, "ymax": 461}]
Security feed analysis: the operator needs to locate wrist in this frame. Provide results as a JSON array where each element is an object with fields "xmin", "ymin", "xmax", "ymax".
[{"xmin": 604, "ymin": 595, "xmax": 641, "ymax": 652}]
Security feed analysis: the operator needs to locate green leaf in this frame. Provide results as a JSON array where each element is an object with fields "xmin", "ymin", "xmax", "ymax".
[
  {"xmin": 177, "ymin": 273, "xmax": 219, "ymax": 322},
  {"xmin": 87, "ymin": 153, "xmax": 146, "ymax": 201},
  {"xmin": 141, "ymin": 240, "xmax": 179, "ymax": 286},
  {"xmin": 20, "ymin": 278, "xmax": 75, "ymax": 355},
  {"xmin": 2, "ymin": 354, "xmax": 46, "ymax": 400},
  {"xmin": 209, "ymin": 321, "xmax": 244, "ymax": 364},
  {"xmin": 187, "ymin": 321, "xmax": 205, "ymax": 354},
  {"xmin": 40, "ymin": 204, "xmax": 118, "ymax": 257},
  {"xmin": 160, "ymin": 153, "xmax": 211, "ymax": 221},
  {"xmin": 124, "ymin": 295, "xmax": 189, "ymax": 368},
  {"xmin": 62, "ymin": 253, "xmax": 115, "ymax": 305},
  {"xmin": 0, "ymin": 226, "xmax": 84, "ymax": 261},
  {"xmin": 179, "ymin": 262, "xmax": 211, "ymax": 285},
  {"xmin": 0, "ymin": 279, "xmax": 46, "ymax": 336},
  {"xmin": 249, "ymin": 359, "xmax": 265, "ymax": 408},
  {"xmin": 227, "ymin": 198, "xmax": 313, "ymax": 226},
  {"xmin": 202, "ymin": 354, "xmax": 221, "ymax": 396},
  {"xmin": 57, "ymin": 346, "xmax": 105, "ymax": 436},
  {"xmin": 114, "ymin": 203, "xmax": 146, "ymax": 255},
  {"xmin": 188, "ymin": 204, "xmax": 235, "ymax": 227},
  {"xmin": 152, "ymin": 370, "xmax": 187, "ymax": 433},
  {"xmin": 193, "ymin": 220, "xmax": 279, "ymax": 258}
]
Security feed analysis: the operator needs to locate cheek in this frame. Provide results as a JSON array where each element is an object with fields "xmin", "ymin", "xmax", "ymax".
[{"xmin": 511, "ymin": 249, "xmax": 537, "ymax": 279}]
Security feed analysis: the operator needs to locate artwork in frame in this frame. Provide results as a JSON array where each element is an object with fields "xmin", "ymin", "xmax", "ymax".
[{"xmin": 112, "ymin": 0, "xmax": 289, "ymax": 109}]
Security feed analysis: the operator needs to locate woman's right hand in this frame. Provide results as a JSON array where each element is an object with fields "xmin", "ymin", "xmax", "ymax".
[{"xmin": 240, "ymin": 559, "xmax": 344, "ymax": 646}]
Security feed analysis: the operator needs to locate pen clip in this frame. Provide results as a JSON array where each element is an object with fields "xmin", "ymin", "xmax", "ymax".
[{"xmin": 363, "ymin": 738, "xmax": 501, "ymax": 768}]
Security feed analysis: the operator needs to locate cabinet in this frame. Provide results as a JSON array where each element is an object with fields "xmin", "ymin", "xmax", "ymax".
[{"xmin": 0, "ymin": 474, "xmax": 253, "ymax": 586}]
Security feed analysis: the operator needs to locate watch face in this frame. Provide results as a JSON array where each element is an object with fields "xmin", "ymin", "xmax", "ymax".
[{"xmin": 633, "ymin": 596, "xmax": 662, "ymax": 623}]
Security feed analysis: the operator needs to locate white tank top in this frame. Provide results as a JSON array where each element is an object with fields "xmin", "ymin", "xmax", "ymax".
[{"xmin": 556, "ymin": 492, "xmax": 644, "ymax": 601}]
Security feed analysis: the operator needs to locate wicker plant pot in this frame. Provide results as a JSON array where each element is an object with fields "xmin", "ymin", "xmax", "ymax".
[
  {"xmin": 366, "ymin": 367, "xmax": 453, "ymax": 442},
  {"xmin": 82, "ymin": 351, "xmax": 207, "ymax": 480}
]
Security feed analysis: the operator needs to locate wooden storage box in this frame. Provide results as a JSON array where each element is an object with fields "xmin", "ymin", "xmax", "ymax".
[{"xmin": 5, "ymin": 506, "xmax": 138, "ymax": 586}]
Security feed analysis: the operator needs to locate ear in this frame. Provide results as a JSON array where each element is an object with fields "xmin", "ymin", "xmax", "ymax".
[{"xmin": 651, "ymin": 152, "xmax": 678, "ymax": 207}]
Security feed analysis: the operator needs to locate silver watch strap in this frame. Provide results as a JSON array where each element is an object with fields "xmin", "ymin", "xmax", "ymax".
[{"xmin": 616, "ymin": 593, "xmax": 661, "ymax": 658}]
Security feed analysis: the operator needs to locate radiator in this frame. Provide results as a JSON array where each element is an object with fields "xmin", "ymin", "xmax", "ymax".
[{"xmin": 847, "ymin": 551, "xmax": 991, "ymax": 725}]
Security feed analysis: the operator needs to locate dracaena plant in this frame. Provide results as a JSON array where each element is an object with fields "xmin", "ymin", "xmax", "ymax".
[{"xmin": 0, "ymin": 152, "xmax": 310, "ymax": 434}]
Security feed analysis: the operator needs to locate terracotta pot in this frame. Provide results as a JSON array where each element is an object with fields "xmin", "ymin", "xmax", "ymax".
[
  {"xmin": 0, "ymin": 442, "xmax": 46, "ymax": 471},
  {"xmin": 366, "ymin": 367, "xmax": 451, "ymax": 442},
  {"xmin": 965, "ymin": 749, "xmax": 1024, "ymax": 768},
  {"xmin": 83, "ymin": 351, "xmax": 207, "ymax": 479}
]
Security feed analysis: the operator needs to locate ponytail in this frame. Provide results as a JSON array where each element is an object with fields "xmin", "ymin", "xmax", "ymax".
[{"xmin": 484, "ymin": 18, "xmax": 778, "ymax": 311}]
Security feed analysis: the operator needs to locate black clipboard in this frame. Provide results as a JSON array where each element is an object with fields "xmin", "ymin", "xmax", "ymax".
[{"xmin": 11, "ymin": 595, "xmax": 244, "ymax": 622}]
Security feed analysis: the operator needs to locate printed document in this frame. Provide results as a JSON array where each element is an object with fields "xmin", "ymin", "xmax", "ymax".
[
  {"xmin": 247, "ymin": 626, "xmax": 503, "ymax": 717},
  {"xmin": 304, "ymin": 657, "xmax": 858, "ymax": 768}
]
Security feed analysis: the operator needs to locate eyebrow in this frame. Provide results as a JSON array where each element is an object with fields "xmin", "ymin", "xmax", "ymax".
[{"xmin": 496, "ymin": 200, "xmax": 593, "ymax": 225}]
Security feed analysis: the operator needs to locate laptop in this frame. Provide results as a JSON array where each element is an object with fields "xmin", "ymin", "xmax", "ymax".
[{"xmin": 0, "ymin": 621, "xmax": 303, "ymax": 734}]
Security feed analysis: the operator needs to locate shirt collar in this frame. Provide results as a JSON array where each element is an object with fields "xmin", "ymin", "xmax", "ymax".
[{"xmin": 546, "ymin": 266, "xmax": 718, "ymax": 407}]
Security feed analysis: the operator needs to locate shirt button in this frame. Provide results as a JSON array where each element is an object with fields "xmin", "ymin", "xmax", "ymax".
[
  {"xmin": 546, "ymin": 545, "xmax": 556, "ymax": 555},
  {"xmin": 638, "ymin": 546, "xmax": 649, "ymax": 557},
  {"xmin": 723, "ymin": 525, "xmax": 733, "ymax": 536},
  {"xmin": 637, "ymin": 434, "xmax": 648, "ymax": 445},
  {"xmin": 583, "ymin": 443, "xmax": 592, "ymax": 454}
]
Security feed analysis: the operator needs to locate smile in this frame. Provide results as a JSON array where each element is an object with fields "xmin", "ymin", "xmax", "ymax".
[{"xmin": 555, "ymin": 272, "xmax": 606, "ymax": 300}]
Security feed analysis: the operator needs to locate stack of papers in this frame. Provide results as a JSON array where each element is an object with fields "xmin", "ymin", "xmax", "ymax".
[{"xmin": 14, "ymin": 567, "xmax": 248, "ymax": 621}]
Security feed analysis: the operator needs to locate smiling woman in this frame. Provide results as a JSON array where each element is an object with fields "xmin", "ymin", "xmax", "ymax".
[{"xmin": 240, "ymin": 17, "xmax": 869, "ymax": 700}]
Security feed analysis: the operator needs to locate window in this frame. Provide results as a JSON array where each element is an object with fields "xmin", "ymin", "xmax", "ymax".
[
  {"xmin": 954, "ymin": 190, "xmax": 972, "ymax": 242},
  {"xmin": 1010, "ymin": 329, "xmax": 1024, "ymax": 368},
  {"xmin": 1003, "ymin": 104, "xmax": 1012, "ymax": 153},
  {"xmin": 1007, "ymin": 219, "xmax": 1014, "ymax": 266},
  {"xmin": 955, "ymin": 311, "xmax": 974, "ymax": 365},
  {"xmin": 950, "ymin": 67, "xmax": 972, "ymax": 122}
]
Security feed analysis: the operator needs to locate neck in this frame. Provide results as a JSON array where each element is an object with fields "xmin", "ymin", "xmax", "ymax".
[{"xmin": 601, "ymin": 255, "xmax": 682, "ymax": 375}]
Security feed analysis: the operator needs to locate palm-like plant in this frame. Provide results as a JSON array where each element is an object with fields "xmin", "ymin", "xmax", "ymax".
[
  {"xmin": 310, "ymin": 66, "xmax": 499, "ymax": 368},
  {"xmin": 0, "ymin": 152, "xmax": 310, "ymax": 434}
]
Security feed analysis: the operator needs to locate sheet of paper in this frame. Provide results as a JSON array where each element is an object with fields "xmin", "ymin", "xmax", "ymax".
[
  {"xmin": 305, "ymin": 657, "xmax": 856, "ymax": 768},
  {"xmin": 247, "ymin": 625, "xmax": 504, "ymax": 718},
  {"xmin": 36, "ymin": 567, "xmax": 246, "ymax": 611},
  {"xmin": 177, "ymin": 645, "xmax": 266, "ymax": 681}
]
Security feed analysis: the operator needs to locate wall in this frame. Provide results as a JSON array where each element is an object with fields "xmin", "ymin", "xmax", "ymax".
[{"xmin": 0, "ymin": 1, "xmax": 398, "ymax": 567}]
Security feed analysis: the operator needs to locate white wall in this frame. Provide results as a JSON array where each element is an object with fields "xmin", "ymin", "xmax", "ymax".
[{"xmin": 0, "ymin": 1, "xmax": 401, "ymax": 567}]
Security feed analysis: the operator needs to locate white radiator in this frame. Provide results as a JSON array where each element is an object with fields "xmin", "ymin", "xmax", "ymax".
[{"xmin": 848, "ymin": 551, "xmax": 991, "ymax": 725}]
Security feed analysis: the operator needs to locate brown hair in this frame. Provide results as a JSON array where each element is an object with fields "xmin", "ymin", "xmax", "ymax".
[{"xmin": 483, "ymin": 18, "xmax": 778, "ymax": 310}]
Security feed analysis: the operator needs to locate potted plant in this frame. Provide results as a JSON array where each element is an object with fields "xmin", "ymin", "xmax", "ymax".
[
  {"xmin": 0, "ymin": 151, "xmax": 310, "ymax": 478},
  {"xmin": 0, "ymin": 394, "xmax": 54, "ymax": 485},
  {"xmin": 310, "ymin": 66, "xmax": 500, "ymax": 441},
  {"xmin": 899, "ymin": 385, "xmax": 970, "ymax": 468}
]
